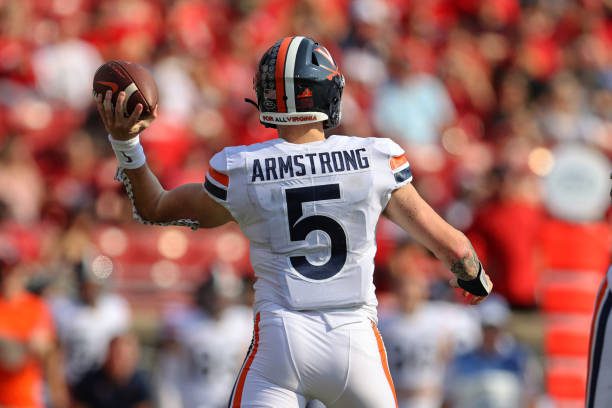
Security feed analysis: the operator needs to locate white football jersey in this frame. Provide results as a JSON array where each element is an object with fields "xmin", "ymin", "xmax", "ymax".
[
  {"xmin": 51, "ymin": 294, "xmax": 130, "ymax": 384},
  {"xmin": 379, "ymin": 305, "xmax": 451, "ymax": 408},
  {"xmin": 204, "ymin": 135, "xmax": 412, "ymax": 316},
  {"xmin": 157, "ymin": 305, "xmax": 253, "ymax": 408}
]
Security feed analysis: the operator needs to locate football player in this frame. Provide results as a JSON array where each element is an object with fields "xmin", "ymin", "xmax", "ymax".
[
  {"xmin": 586, "ymin": 173, "xmax": 612, "ymax": 408},
  {"xmin": 95, "ymin": 36, "xmax": 492, "ymax": 407},
  {"xmin": 155, "ymin": 273, "xmax": 252, "ymax": 408},
  {"xmin": 51, "ymin": 261, "xmax": 130, "ymax": 386},
  {"xmin": 380, "ymin": 243, "xmax": 462, "ymax": 408}
]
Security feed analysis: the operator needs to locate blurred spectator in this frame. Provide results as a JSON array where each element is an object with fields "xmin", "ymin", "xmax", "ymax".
[
  {"xmin": 154, "ymin": 269, "xmax": 252, "ymax": 408},
  {"xmin": 467, "ymin": 164, "xmax": 544, "ymax": 308},
  {"xmin": 51, "ymin": 260, "xmax": 130, "ymax": 385},
  {"xmin": 373, "ymin": 54, "xmax": 456, "ymax": 146},
  {"xmin": 31, "ymin": 36, "xmax": 102, "ymax": 111},
  {"xmin": 0, "ymin": 243, "xmax": 68, "ymax": 408},
  {"xmin": 380, "ymin": 243, "xmax": 453, "ymax": 408},
  {"xmin": 71, "ymin": 332, "xmax": 151, "ymax": 408},
  {"xmin": 380, "ymin": 242, "xmax": 480, "ymax": 408},
  {"xmin": 0, "ymin": 137, "xmax": 45, "ymax": 224},
  {"xmin": 538, "ymin": 71, "xmax": 607, "ymax": 147},
  {"xmin": 443, "ymin": 295, "xmax": 539, "ymax": 408}
]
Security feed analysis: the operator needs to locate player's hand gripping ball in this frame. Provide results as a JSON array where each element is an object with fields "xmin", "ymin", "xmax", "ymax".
[{"xmin": 93, "ymin": 60, "xmax": 158, "ymax": 140}]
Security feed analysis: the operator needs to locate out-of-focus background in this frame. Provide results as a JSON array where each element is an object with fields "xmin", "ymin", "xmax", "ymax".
[{"xmin": 0, "ymin": 0, "xmax": 610, "ymax": 407}]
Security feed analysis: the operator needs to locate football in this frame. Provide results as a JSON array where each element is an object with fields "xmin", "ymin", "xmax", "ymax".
[{"xmin": 92, "ymin": 60, "xmax": 158, "ymax": 119}]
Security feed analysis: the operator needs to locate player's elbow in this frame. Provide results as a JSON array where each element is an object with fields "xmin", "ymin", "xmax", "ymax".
[
  {"xmin": 136, "ymin": 205, "xmax": 158, "ymax": 223},
  {"xmin": 135, "ymin": 191, "xmax": 166, "ymax": 223}
]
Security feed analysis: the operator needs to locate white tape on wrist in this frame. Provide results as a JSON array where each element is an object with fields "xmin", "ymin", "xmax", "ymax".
[{"xmin": 108, "ymin": 134, "xmax": 146, "ymax": 169}]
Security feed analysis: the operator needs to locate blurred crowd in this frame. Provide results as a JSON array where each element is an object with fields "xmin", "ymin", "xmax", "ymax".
[{"xmin": 0, "ymin": 0, "xmax": 610, "ymax": 407}]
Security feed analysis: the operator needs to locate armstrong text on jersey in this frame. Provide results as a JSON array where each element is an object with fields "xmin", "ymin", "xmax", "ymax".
[{"xmin": 250, "ymin": 148, "xmax": 370, "ymax": 182}]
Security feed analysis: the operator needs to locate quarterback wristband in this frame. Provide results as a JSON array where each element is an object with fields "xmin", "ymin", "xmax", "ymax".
[
  {"xmin": 108, "ymin": 134, "xmax": 146, "ymax": 169},
  {"xmin": 457, "ymin": 263, "xmax": 492, "ymax": 297}
]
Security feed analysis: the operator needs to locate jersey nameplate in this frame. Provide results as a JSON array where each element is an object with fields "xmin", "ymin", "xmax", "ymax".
[{"xmin": 248, "ymin": 148, "xmax": 370, "ymax": 183}]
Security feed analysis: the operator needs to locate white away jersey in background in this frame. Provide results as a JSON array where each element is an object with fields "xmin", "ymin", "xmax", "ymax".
[
  {"xmin": 204, "ymin": 135, "xmax": 412, "ymax": 315},
  {"xmin": 156, "ymin": 306, "xmax": 253, "ymax": 408},
  {"xmin": 379, "ymin": 305, "xmax": 451, "ymax": 408},
  {"xmin": 51, "ymin": 294, "xmax": 131, "ymax": 384}
]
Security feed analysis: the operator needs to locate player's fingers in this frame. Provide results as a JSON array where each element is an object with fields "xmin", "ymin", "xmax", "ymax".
[
  {"xmin": 95, "ymin": 94, "xmax": 109, "ymax": 130},
  {"xmin": 470, "ymin": 295, "xmax": 486, "ymax": 305},
  {"xmin": 102, "ymin": 90, "xmax": 114, "ymax": 125},
  {"xmin": 115, "ymin": 91, "xmax": 126, "ymax": 120},
  {"xmin": 151, "ymin": 104, "xmax": 159, "ymax": 119},
  {"xmin": 95, "ymin": 96, "xmax": 106, "ymax": 129},
  {"xmin": 95, "ymin": 94, "xmax": 104, "ymax": 116},
  {"xmin": 127, "ymin": 104, "xmax": 143, "ymax": 128}
]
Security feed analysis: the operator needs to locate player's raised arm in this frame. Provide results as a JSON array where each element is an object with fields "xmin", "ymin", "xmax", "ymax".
[
  {"xmin": 384, "ymin": 183, "xmax": 492, "ymax": 304},
  {"xmin": 95, "ymin": 90, "xmax": 233, "ymax": 229}
]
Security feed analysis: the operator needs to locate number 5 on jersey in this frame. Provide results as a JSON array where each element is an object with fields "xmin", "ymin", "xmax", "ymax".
[{"xmin": 285, "ymin": 184, "xmax": 347, "ymax": 280}]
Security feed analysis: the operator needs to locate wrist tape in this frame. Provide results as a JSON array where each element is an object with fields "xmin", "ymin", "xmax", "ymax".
[
  {"xmin": 457, "ymin": 263, "xmax": 492, "ymax": 296},
  {"xmin": 108, "ymin": 135, "xmax": 146, "ymax": 169}
]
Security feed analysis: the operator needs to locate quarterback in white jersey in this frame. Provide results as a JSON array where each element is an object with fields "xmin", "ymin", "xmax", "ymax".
[{"xmin": 95, "ymin": 36, "xmax": 492, "ymax": 408}]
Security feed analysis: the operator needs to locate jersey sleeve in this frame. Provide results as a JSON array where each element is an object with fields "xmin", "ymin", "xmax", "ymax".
[
  {"xmin": 373, "ymin": 137, "xmax": 413, "ymax": 189},
  {"xmin": 204, "ymin": 148, "xmax": 230, "ymax": 205},
  {"xmin": 371, "ymin": 137, "xmax": 413, "ymax": 209}
]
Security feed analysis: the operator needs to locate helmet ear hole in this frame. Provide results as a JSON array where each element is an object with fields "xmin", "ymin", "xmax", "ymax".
[{"xmin": 311, "ymin": 53, "xmax": 319, "ymax": 65}]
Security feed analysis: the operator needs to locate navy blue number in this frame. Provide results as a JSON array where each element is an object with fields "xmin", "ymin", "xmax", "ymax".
[{"xmin": 285, "ymin": 184, "xmax": 347, "ymax": 280}]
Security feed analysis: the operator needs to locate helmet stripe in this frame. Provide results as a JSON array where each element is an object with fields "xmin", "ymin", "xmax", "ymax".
[
  {"xmin": 284, "ymin": 36, "xmax": 304, "ymax": 113},
  {"xmin": 275, "ymin": 37, "xmax": 293, "ymax": 113}
]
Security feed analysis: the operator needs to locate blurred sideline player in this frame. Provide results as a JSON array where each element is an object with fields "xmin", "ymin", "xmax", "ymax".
[
  {"xmin": 51, "ymin": 260, "xmax": 130, "ymax": 386},
  {"xmin": 155, "ymin": 270, "xmax": 252, "ymax": 408},
  {"xmin": 587, "ymin": 173, "xmax": 612, "ymax": 408},
  {"xmin": 95, "ymin": 36, "xmax": 492, "ymax": 407},
  {"xmin": 379, "ymin": 243, "xmax": 468, "ymax": 408}
]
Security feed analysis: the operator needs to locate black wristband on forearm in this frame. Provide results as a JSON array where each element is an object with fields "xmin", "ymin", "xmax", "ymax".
[{"xmin": 457, "ymin": 263, "xmax": 492, "ymax": 296}]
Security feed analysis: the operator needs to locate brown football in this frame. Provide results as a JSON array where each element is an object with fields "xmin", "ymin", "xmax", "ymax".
[{"xmin": 92, "ymin": 60, "xmax": 158, "ymax": 119}]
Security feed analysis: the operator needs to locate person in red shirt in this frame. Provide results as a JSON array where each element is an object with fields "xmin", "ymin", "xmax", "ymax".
[{"xmin": 0, "ymin": 244, "xmax": 67, "ymax": 408}]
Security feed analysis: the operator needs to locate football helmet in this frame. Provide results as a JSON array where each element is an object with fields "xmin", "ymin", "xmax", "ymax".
[{"xmin": 253, "ymin": 36, "xmax": 344, "ymax": 130}]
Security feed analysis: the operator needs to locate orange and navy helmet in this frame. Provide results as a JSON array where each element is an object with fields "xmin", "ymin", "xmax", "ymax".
[{"xmin": 253, "ymin": 36, "xmax": 345, "ymax": 130}]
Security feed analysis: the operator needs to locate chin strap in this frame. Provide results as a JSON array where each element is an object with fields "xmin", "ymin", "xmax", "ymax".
[{"xmin": 244, "ymin": 98, "xmax": 259, "ymax": 110}]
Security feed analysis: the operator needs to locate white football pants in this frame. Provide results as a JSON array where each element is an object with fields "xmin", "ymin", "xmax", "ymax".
[{"xmin": 228, "ymin": 310, "xmax": 397, "ymax": 407}]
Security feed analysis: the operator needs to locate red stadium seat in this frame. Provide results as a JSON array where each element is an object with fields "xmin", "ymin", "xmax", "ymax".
[
  {"xmin": 539, "ymin": 273, "xmax": 601, "ymax": 315},
  {"xmin": 544, "ymin": 317, "xmax": 591, "ymax": 357},
  {"xmin": 546, "ymin": 357, "xmax": 587, "ymax": 401},
  {"xmin": 540, "ymin": 220, "xmax": 611, "ymax": 273}
]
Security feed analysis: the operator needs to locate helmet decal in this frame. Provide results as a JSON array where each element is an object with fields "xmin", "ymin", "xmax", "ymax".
[
  {"xmin": 274, "ymin": 36, "xmax": 293, "ymax": 113},
  {"xmin": 282, "ymin": 36, "xmax": 305, "ymax": 113}
]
